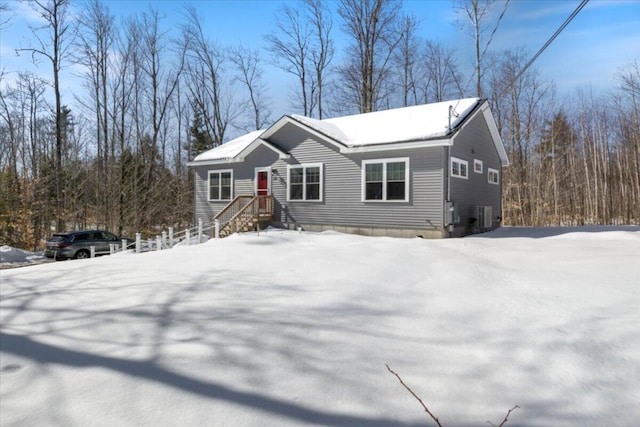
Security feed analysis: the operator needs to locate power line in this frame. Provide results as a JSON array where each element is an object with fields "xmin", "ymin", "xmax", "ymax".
[
  {"xmin": 481, "ymin": 0, "xmax": 511, "ymax": 60},
  {"xmin": 497, "ymin": 0, "xmax": 590, "ymax": 98}
]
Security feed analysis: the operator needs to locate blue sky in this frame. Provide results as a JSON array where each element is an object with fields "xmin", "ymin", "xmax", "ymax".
[{"xmin": 1, "ymin": 0, "xmax": 639, "ymax": 119}]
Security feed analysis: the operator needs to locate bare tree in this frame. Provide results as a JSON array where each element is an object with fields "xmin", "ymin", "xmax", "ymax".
[
  {"xmin": 139, "ymin": 7, "xmax": 186, "ymax": 167},
  {"xmin": 183, "ymin": 5, "xmax": 235, "ymax": 147},
  {"xmin": 392, "ymin": 14, "xmax": 421, "ymax": 107},
  {"xmin": 0, "ymin": 71, "xmax": 52, "ymax": 248},
  {"xmin": 229, "ymin": 45, "xmax": 271, "ymax": 131},
  {"xmin": 0, "ymin": 1, "xmax": 12, "ymax": 29},
  {"xmin": 128, "ymin": 7, "xmax": 187, "ymax": 231},
  {"xmin": 615, "ymin": 62, "xmax": 640, "ymax": 222},
  {"xmin": 337, "ymin": 0, "xmax": 404, "ymax": 113},
  {"xmin": 305, "ymin": 0, "xmax": 334, "ymax": 119},
  {"xmin": 76, "ymin": 0, "xmax": 115, "ymax": 229},
  {"xmin": 455, "ymin": 0, "xmax": 510, "ymax": 97},
  {"xmin": 487, "ymin": 48, "xmax": 552, "ymax": 226},
  {"xmin": 265, "ymin": 3, "xmax": 314, "ymax": 116},
  {"xmin": 18, "ymin": 0, "xmax": 77, "ymax": 231},
  {"xmin": 422, "ymin": 41, "xmax": 463, "ymax": 103}
]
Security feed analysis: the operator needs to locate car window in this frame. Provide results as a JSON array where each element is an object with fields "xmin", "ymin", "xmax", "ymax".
[
  {"xmin": 74, "ymin": 233, "xmax": 90, "ymax": 241},
  {"xmin": 104, "ymin": 232, "xmax": 117, "ymax": 241},
  {"xmin": 49, "ymin": 235, "xmax": 67, "ymax": 242}
]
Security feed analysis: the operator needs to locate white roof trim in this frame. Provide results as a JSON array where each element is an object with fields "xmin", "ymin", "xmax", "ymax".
[
  {"xmin": 187, "ymin": 158, "xmax": 242, "ymax": 167},
  {"xmin": 343, "ymin": 138, "xmax": 452, "ymax": 153},
  {"xmin": 262, "ymin": 116, "xmax": 349, "ymax": 152},
  {"xmin": 480, "ymin": 103, "xmax": 509, "ymax": 167},
  {"xmin": 187, "ymin": 130, "xmax": 289, "ymax": 166},
  {"xmin": 236, "ymin": 138, "xmax": 290, "ymax": 160}
]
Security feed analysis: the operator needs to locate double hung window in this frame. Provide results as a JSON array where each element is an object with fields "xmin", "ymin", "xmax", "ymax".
[
  {"xmin": 208, "ymin": 170, "xmax": 233, "ymax": 201},
  {"xmin": 488, "ymin": 168, "xmax": 499, "ymax": 185},
  {"xmin": 288, "ymin": 164, "xmax": 322, "ymax": 201},
  {"xmin": 451, "ymin": 157, "xmax": 468, "ymax": 179},
  {"xmin": 362, "ymin": 158, "xmax": 409, "ymax": 202}
]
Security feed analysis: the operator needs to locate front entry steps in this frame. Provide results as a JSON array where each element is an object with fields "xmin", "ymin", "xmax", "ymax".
[{"xmin": 213, "ymin": 195, "xmax": 273, "ymax": 238}]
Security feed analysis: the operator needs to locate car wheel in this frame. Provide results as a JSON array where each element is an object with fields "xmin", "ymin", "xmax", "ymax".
[{"xmin": 75, "ymin": 250, "xmax": 90, "ymax": 259}]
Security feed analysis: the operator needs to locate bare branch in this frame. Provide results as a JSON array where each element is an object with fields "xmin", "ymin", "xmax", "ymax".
[
  {"xmin": 385, "ymin": 364, "xmax": 443, "ymax": 427},
  {"xmin": 492, "ymin": 404, "xmax": 520, "ymax": 427}
]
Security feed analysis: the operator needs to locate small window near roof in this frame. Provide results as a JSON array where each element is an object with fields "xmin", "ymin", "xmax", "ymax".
[
  {"xmin": 474, "ymin": 159, "xmax": 483, "ymax": 173},
  {"xmin": 488, "ymin": 168, "xmax": 499, "ymax": 185},
  {"xmin": 451, "ymin": 157, "xmax": 468, "ymax": 179}
]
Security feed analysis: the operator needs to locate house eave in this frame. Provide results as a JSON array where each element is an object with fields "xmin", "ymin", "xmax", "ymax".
[
  {"xmin": 264, "ymin": 115, "xmax": 349, "ymax": 152},
  {"xmin": 186, "ymin": 137, "xmax": 290, "ymax": 167},
  {"xmin": 187, "ymin": 158, "xmax": 244, "ymax": 167},
  {"xmin": 480, "ymin": 103, "xmax": 510, "ymax": 167},
  {"xmin": 343, "ymin": 138, "xmax": 452, "ymax": 153},
  {"xmin": 237, "ymin": 138, "xmax": 291, "ymax": 160}
]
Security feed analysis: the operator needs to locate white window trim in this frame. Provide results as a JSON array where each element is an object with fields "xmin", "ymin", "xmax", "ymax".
[
  {"xmin": 286, "ymin": 163, "xmax": 323, "ymax": 202},
  {"xmin": 451, "ymin": 157, "xmax": 468, "ymax": 179},
  {"xmin": 208, "ymin": 169, "xmax": 233, "ymax": 201},
  {"xmin": 474, "ymin": 159, "xmax": 483, "ymax": 173},
  {"xmin": 488, "ymin": 167, "xmax": 500, "ymax": 185},
  {"xmin": 361, "ymin": 157, "xmax": 410, "ymax": 202}
]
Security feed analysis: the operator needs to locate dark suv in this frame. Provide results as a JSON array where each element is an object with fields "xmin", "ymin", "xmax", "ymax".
[{"xmin": 44, "ymin": 230, "xmax": 132, "ymax": 260}]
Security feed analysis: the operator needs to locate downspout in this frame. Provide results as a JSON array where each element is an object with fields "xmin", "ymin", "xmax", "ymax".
[
  {"xmin": 445, "ymin": 105, "xmax": 456, "ymax": 237},
  {"xmin": 445, "ymin": 142, "xmax": 453, "ymax": 237}
]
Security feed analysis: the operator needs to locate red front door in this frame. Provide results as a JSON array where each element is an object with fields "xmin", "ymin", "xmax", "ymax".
[
  {"xmin": 257, "ymin": 171, "xmax": 269, "ymax": 196},
  {"xmin": 256, "ymin": 170, "xmax": 270, "ymax": 213}
]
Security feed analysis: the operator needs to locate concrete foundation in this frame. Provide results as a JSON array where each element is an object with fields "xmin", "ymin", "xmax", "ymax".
[{"xmin": 279, "ymin": 222, "xmax": 447, "ymax": 239}]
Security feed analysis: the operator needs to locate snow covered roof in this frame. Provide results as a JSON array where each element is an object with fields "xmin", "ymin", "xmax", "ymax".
[
  {"xmin": 289, "ymin": 97, "xmax": 481, "ymax": 146},
  {"xmin": 189, "ymin": 98, "xmax": 508, "ymax": 166},
  {"xmin": 192, "ymin": 130, "xmax": 264, "ymax": 162}
]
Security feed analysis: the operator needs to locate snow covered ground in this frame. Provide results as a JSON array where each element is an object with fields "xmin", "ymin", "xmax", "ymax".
[
  {"xmin": 1, "ymin": 226, "xmax": 639, "ymax": 426},
  {"xmin": 0, "ymin": 246, "xmax": 48, "ymax": 269}
]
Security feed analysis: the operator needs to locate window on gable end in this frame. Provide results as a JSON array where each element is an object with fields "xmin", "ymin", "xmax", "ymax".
[
  {"xmin": 451, "ymin": 157, "xmax": 468, "ymax": 179},
  {"xmin": 474, "ymin": 159, "xmax": 483, "ymax": 173},
  {"xmin": 488, "ymin": 168, "xmax": 499, "ymax": 185}
]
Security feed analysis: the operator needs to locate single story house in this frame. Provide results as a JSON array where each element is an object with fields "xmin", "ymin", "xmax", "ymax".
[{"xmin": 187, "ymin": 97, "xmax": 509, "ymax": 238}]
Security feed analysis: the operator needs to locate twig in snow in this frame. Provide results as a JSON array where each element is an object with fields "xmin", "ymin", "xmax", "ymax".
[{"xmin": 385, "ymin": 363, "xmax": 443, "ymax": 427}]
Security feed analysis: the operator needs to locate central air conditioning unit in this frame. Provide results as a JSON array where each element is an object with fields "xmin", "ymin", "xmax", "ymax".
[{"xmin": 477, "ymin": 206, "xmax": 493, "ymax": 229}]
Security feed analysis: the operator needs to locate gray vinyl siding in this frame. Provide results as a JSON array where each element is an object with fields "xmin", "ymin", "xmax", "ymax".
[
  {"xmin": 268, "ymin": 123, "xmax": 445, "ymax": 232},
  {"xmin": 449, "ymin": 112, "xmax": 503, "ymax": 234},
  {"xmin": 193, "ymin": 145, "xmax": 279, "ymax": 227}
]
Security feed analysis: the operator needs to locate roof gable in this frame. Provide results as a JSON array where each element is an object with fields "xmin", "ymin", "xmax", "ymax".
[{"xmin": 188, "ymin": 130, "xmax": 288, "ymax": 165}]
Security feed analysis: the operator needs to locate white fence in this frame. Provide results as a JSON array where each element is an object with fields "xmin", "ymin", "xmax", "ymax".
[{"xmin": 93, "ymin": 218, "xmax": 214, "ymax": 258}]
